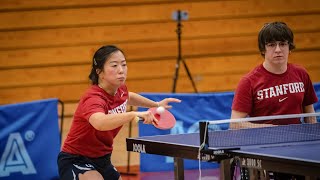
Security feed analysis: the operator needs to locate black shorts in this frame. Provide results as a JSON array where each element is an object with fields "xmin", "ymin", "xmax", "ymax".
[{"xmin": 57, "ymin": 151, "xmax": 120, "ymax": 180}]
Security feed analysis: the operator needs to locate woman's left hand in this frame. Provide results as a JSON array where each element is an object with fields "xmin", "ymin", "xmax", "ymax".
[{"xmin": 158, "ymin": 98, "xmax": 181, "ymax": 109}]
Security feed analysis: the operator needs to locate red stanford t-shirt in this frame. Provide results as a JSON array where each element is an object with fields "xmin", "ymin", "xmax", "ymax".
[
  {"xmin": 62, "ymin": 84, "xmax": 128, "ymax": 158},
  {"xmin": 232, "ymin": 64, "xmax": 318, "ymax": 125}
]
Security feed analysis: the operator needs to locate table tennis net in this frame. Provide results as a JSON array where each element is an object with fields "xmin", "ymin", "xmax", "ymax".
[
  {"xmin": 209, "ymin": 123, "xmax": 320, "ymax": 148},
  {"xmin": 199, "ymin": 113, "xmax": 320, "ymax": 149}
]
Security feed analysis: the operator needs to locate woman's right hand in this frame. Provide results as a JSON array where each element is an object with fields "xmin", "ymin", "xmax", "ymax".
[{"xmin": 135, "ymin": 111, "xmax": 158, "ymax": 125}]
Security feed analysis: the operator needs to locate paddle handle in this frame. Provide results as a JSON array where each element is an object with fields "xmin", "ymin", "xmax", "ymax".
[
  {"xmin": 134, "ymin": 115, "xmax": 159, "ymax": 126},
  {"xmin": 134, "ymin": 116, "xmax": 143, "ymax": 122}
]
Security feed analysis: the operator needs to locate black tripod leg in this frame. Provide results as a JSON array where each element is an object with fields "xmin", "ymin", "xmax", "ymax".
[
  {"xmin": 171, "ymin": 10, "xmax": 197, "ymax": 93},
  {"xmin": 181, "ymin": 58, "xmax": 198, "ymax": 93},
  {"xmin": 172, "ymin": 58, "xmax": 180, "ymax": 93}
]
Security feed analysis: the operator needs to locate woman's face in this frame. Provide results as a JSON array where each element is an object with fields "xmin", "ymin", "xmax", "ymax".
[{"xmin": 99, "ymin": 50, "xmax": 127, "ymax": 88}]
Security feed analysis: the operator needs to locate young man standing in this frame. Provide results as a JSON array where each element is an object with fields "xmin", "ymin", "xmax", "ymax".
[{"xmin": 231, "ymin": 22, "xmax": 318, "ymax": 179}]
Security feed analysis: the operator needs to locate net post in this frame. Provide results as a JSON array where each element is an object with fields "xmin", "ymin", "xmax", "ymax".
[{"xmin": 199, "ymin": 121, "xmax": 209, "ymax": 150}]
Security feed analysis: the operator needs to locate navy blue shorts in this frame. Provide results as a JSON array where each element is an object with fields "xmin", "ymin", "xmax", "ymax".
[{"xmin": 57, "ymin": 151, "xmax": 120, "ymax": 180}]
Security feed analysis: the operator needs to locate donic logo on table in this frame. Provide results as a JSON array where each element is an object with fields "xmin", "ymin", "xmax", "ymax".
[{"xmin": 0, "ymin": 132, "xmax": 37, "ymax": 177}]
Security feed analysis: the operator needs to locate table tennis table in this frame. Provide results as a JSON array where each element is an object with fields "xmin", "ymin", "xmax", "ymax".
[{"xmin": 126, "ymin": 122, "xmax": 320, "ymax": 180}]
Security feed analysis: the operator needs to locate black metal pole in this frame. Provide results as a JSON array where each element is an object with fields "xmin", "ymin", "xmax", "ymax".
[
  {"xmin": 58, "ymin": 99, "xmax": 64, "ymax": 144},
  {"xmin": 120, "ymin": 105, "xmax": 137, "ymax": 176},
  {"xmin": 199, "ymin": 121, "xmax": 209, "ymax": 150}
]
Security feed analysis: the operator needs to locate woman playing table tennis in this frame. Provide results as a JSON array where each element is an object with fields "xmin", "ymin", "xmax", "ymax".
[
  {"xmin": 57, "ymin": 45, "xmax": 181, "ymax": 180},
  {"xmin": 230, "ymin": 22, "xmax": 318, "ymax": 180}
]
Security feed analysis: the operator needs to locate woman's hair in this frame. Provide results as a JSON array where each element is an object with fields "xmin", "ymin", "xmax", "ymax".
[
  {"xmin": 258, "ymin": 22, "xmax": 295, "ymax": 56},
  {"xmin": 88, "ymin": 45, "xmax": 125, "ymax": 85}
]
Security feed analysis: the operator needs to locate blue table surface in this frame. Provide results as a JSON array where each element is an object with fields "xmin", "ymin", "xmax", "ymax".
[{"xmin": 134, "ymin": 123, "xmax": 320, "ymax": 163}]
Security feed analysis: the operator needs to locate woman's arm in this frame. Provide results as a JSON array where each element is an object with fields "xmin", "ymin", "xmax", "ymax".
[
  {"xmin": 89, "ymin": 110, "xmax": 156, "ymax": 131},
  {"xmin": 128, "ymin": 92, "xmax": 181, "ymax": 108},
  {"xmin": 89, "ymin": 93, "xmax": 181, "ymax": 131},
  {"xmin": 128, "ymin": 92, "xmax": 158, "ymax": 108}
]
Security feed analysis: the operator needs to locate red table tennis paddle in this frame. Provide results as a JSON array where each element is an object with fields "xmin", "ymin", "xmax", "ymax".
[{"xmin": 136, "ymin": 107, "xmax": 176, "ymax": 130}]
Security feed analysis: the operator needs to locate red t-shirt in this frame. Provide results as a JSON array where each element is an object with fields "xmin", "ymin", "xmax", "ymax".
[
  {"xmin": 232, "ymin": 63, "xmax": 318, "ymax": 125},
  {"xmin": 62, "ymin": 84, "xmax": 129, "ymax": 158}
]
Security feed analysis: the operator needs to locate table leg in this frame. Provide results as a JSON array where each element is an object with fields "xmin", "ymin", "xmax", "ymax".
[
  {"xmin": 220, "ymin": 159, "xmax": 231, "ymax": 180},
  {"xmin": 174, "ymin": 157, "xmax": 184, "ymax": 180}
]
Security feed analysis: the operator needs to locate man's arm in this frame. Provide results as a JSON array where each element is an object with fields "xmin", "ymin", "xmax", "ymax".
[
  {"xmin": 303, "ymin": 104, "xmax": 317, "ymax": 123},
  {"xmin": 229, "ymin": 110, "xmax": 247, "ymax": 129},
  {"xmin": 230, "ymin": 110, "xmax": 274, "ymax": 129}
]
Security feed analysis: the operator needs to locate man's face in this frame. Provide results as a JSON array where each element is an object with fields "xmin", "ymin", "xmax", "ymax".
[{"xmin": 264, "ymin": 41, "xmax": 290, "ymax": 65}]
